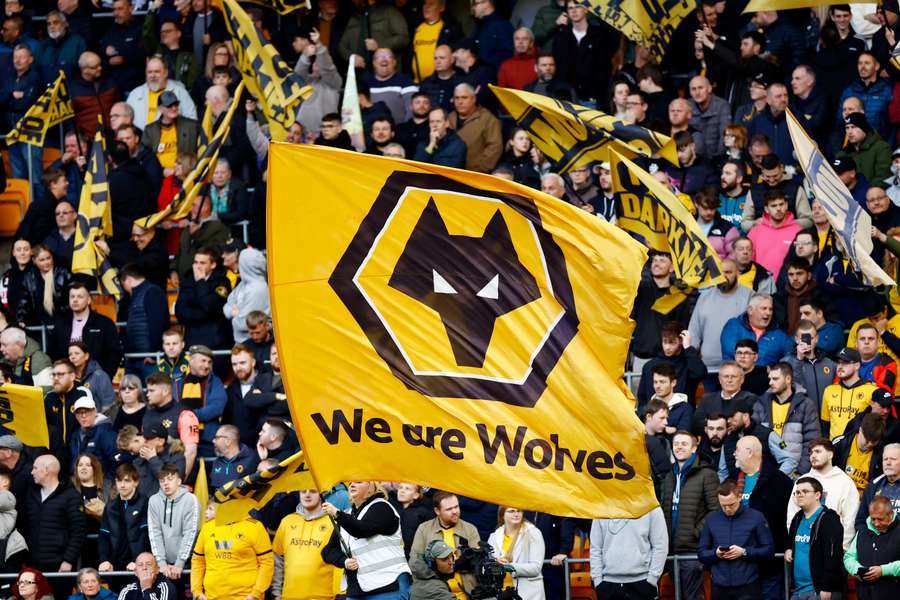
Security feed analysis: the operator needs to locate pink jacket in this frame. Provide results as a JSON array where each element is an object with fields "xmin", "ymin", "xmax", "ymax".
[
  {"xmin": 706, "ymin": 215, "xmax": 740, "ymax": 261},
  {"xmin": 747, "ymin": 212, "xmax": 802, "ymax": 276}
]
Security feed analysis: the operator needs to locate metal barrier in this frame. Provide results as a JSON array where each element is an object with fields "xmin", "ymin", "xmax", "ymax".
[{"xmin": 0, "ymin": 554, "xmax": 791, "ymax": 600}]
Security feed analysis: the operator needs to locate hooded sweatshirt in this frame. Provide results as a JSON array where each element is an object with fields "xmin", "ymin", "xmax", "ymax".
[
  {"xmin": 147, "ymin": 485, "xmax": 201, "ymax": 569},
  {"xmin": 272, "ymin": 503, "xmax": 338, "ymax": 600},
  {"xmin": 223, "ymin": 248, "xmax": 270, "ymax": 342},
  {"xmin": 0, "ymin": 490, "xmax": 28, "ymax": 563},
  {"xmin": 653, "ymin": 392, "xmax": 693, "ymax": 434},
  {"xmin": 589, "ymin": 507, "xmax": 668, "ymax": 586},
  {"xmin": 786, "ymin": 466, "xmax": 860, "ymax": 549},
  {"xmin": 747, "ymin": 212, "xmax": 803, "ymax": 276}
]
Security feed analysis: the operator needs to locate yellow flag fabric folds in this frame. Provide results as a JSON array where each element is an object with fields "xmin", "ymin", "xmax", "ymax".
[
  {"xmin": 611, "ymin": 151, "xmax": 724, "ymax": 288},
  {"xmin": 743, "ymin": 0, "xmax": 870, "ymax": 13},
  {"xmin": 491, "ymin": 85, "xmax": 677, "ymax": 173},
  {"xmin": 5, "ymin": 70, "xmax": 74, "ymax": 147},
  {"xmin": 0, "ymin": 384, "xmax": 49, "ymax": 447},
  {"xmin": 194, "ymin": 459, "xmax": 209, "ymax": 516},
  {"xmin": 583, "ymin": 0, "xmax": 695, "ymax": 57},
  {"xmin": 213, "ymin": 451, "xmax": 313, "ymax": 524},
  {"xmin": 238, "ymin": 0, "xmax": 310, "ymax": 14},
  {"xmin": 72, "ymin": 126, "xmax": 123, "ymax": 299},
  {"xmin": 221, "ymin": 0, "xmax": 312, "ymax": 140},
  {"xmin": 785, "ymin": 109, "xmax": 895, "ymax": 287},
  {"xmin": 268, "ymin": 144, "xmax": 657, "ymax": 518},
  {"xmin": 135, "ymin": 82, "xmax": 245, "ymax": 230}
]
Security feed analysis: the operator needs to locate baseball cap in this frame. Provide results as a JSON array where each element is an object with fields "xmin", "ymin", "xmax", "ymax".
[
  {"xmin": 72, "ymin": 396, "xmax": 96, "ymax": 411},
  {"xmin": 872, "ymin": 388, "xmax": 893, "ymax": 407},
  {"xmin": 222, "ymin": 238, "xmax": 245, "ymax": 255},
  {"xmin": 836, "ymin": 347, "xmax": 862, "ymax": 363},
  {"xmin": 188, "ymin": 344, "xmax": 214, "ymax": 359},
  {"xmin": 724, "ymin": 396, "xmax": 754, "ymax": 417},
  {"xmin": 844, "ymin": 112, "xmax": 871, "ymax": 134},
  {"xmin": 159, "ymin": 90, "xmax": 180, "ymax": 108},
  {"xmin": 749, "ymin": 71, "xmax": 769, "ymax": 88},
  {"xmin": 424, "ymin": 540, "xmax": 455, "ymax": 560},
  {"xmin": 452, "ymin": 39, "xmax": 478, "ymax": 55},
  {"xmin": 142, "ymin": 422, "xmax": 168, "ymax": 440},
  {"xmin": 831, "ymin": 156, "xmax": 856, "ymax": 174},
  {"xmin": 0, "ymin": 435, "xmax": 24, "ymax": 452},
  {"xmin": 892, "ymin": 147, "xmax": 900, "ymax": 159}
]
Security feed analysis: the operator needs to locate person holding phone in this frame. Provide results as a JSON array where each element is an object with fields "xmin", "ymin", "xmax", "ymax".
[
  {"xmin": 698, "ymin": 480, "xmax": 774, "ymax": 600},
  {"xmin": 784, "ymin": 321, "xmax": 836, "ymax": 415},
  {"xmin": 844, "ymin": 494, "xmax": 900, "ymax": 598}
]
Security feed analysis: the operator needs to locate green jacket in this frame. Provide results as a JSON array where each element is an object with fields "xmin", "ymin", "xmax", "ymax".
[
  {"xmin": 172, "ymin": 219, "xmax": 230, "ymax": 277},
  {"xmin": 142, "ymin": 12, "xmax": 201, "ymax": 89},
  {"xmin": 339, "ymin": 4, "xmax": 410, "ymax": 63},
  {"xmin": 531, "ymin": 1, "xmax": 565, "ymax": 50},
  {"xmin": 840, "ymin": 132, "xmax": 893, "ymax": 185},
  {"xmin": 844, "ymin": 516, "xmax": 900, "ymax": 577}
]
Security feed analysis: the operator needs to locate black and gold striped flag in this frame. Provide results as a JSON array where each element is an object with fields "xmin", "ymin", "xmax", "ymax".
[
  {"xmin": 240, "ymin": 0, "xmax": 310, "ymax": 14},
  {"xmin": 72, "ymin": 124, "xmax": 122, "ymax": 299},
  {"xmin": 221, "ymin": 0, "xmax": 312, "ymax": 140},
  {"xmin": 136, "ymin": 81, "xmax": 246, "ymax": 230},
  {"xmin": 5, "ymin": 70, "xmax": 74, "ymax": 147},
  {"xmin": 491, "ymin": 85, "xmax": 678, "ymax": 173},
  {"xmin": 212, "ymin": 450, "xmax": 313, "ymax": 524},
  {"xmin": 583, "ymin": 0, "xmax": 695, "ymax": 58}
]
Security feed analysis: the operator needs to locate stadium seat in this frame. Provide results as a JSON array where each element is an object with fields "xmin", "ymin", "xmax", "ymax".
[
  {"xmin": 0, "ymin": 178, "xmax": 31, "ymax": 237},
  {"xmin": 91, "ymin": 293, "xmax": 118, "ymax": 322},
  {"xmin": 42, "ymin": 146, "xmax": 62, "ymax": 171}
]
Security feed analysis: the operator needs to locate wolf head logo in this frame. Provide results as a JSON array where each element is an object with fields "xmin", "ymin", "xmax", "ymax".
[{"xmin": 388, "ymin": 198, "xmax": 541, "ymax": 368}]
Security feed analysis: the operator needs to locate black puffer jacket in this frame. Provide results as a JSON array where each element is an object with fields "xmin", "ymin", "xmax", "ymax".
[
  {"xmin": 23, "ymin": 481, "xmax": 86, "ymax": 567},
  {"xmin": 15, "ymin": 266, "xmax": 72, "ymax": 326},
  {"xmin": 99, "ymin": 491, "xmax": 151, "ymax": 569},
  {"xmin": 661, "ymin": 458, "xmax": 720, "ymax": 552}
]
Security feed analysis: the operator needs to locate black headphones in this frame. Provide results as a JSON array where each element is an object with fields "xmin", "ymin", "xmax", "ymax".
[{"xmin": 424, "ymin": 540, "xmax": 442, "ymax": 569}]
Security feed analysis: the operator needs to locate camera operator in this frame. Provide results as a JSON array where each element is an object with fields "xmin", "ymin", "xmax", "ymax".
[{"xmin": 410, "ymin": 540, "xmax": 458, "ymax": 600}]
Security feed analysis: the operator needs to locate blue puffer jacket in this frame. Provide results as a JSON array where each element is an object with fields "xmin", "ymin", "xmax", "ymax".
[
  {"xmin": 720, "ymin": 314, "xmax": 793, "ymax": 366},
  {"xmin": 698, "ymin": 505, "xmax": 775, "ymax": 587},
  {"xmin": 838, "ymin": 77, "xmax": 893, "ymax": 138}
]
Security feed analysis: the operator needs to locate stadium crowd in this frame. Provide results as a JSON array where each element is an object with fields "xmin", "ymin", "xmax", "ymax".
[{"xmin": 6, "ymin": 0, "xmax": 900, "ymax": 600}]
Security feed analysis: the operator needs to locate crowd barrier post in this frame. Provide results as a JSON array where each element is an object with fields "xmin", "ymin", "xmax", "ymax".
[
  {"xmin": 563, "ymin": 557, "xmax": 572, "ymax": 600},
  {"xmin": 672, "ymin": 555, "xmax": 681, "ymax": 600}
]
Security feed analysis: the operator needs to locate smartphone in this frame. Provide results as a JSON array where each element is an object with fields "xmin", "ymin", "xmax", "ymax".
[
  {"xmin": 717, "ymin": 546, "xmax": 730, "ymax": 553},
  {"xmin": 857, "ymin": 567, "xmax": 868, "ymax": 578},
  {"xmin": 801, "ymin": 333, "xmax": 812, "ymax": 344}
]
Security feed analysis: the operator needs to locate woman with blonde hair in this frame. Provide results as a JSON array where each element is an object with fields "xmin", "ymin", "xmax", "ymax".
[
  {"xmin": 487, "ymin": 507, "xmax": 545, "ymax": 600},
  {"xmin": 322, "ymin": 481, "xmax": 411, "ymax": 600}
]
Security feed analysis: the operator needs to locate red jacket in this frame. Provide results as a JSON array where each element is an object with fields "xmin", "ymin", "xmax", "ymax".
[
  {"xmin": 70, "ymin": 75, "xmax": 120, "ymax": 137},
  {"xmin": 497, "ymin": 48, "xmax": 538, "ymax": 90}
]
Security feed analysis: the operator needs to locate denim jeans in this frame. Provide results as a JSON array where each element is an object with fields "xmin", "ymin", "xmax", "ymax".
[{"xmin": 8, "ymin": 142, "xmax": 42, "ymax": 194}]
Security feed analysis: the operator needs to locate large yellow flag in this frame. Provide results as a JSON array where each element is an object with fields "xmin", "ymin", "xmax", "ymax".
[
  {"xmin": 785, "ymin": 109, "xmax": 895, "ymax": 287},
  {"xmin": 491, "ymin": 85, "xmax": 677, "ymax": 173},
  {"xmin": 238, "ymin": 0, "xmax": 309, "ymax": 13},
  {"xmin": 268, "ymin": 144, "xmax": 657, "ymax": 518},
  {"xmin": 583, "ymin": 0, "xmax": 696, "ymax": 58},
  {"xmin": 220, "ymin": 0, "xmax": 312, "ymax": 140},
  {"xmin": 135, "ymin": 82, "xmax": 246, "ymax": 230},
  {"xmin": 212, "ymin": 451, "xmax": 313, "ymax": 524},
  {"xmin": 5, "ymin": 70, "xmax": 74, "ymax": 147},
  {"xmin": 72, "ymin": 125, "xmax": 122, "ymax": 299},
  {"xmin": 610, "ymin": 151, "xmax": 725, "ymax": 288},
  {"xmin": 0, "ymin": 384, "xmax": 49, "ymax": 447}
]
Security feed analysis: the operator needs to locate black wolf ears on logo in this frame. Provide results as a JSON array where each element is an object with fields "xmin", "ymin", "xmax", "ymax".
[{"xmin": 388, "ymin": 198, "xmax": 540, "ymax": 368}]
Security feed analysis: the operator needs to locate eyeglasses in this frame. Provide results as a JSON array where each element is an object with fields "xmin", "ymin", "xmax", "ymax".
[
  {"xmin": 734, "ymin": 350, "xmax": 757, "ymax": 357},
  {"xmin": 18, "ymin": 580, "xmax": 35, "ymax": 585},
  {"xmin": 51, "ymin": 371, "xmax": 73, "ymax": 377},
  {"xmin": 793, "ymin": 489, "xmax": 814, "ymax": 496}
]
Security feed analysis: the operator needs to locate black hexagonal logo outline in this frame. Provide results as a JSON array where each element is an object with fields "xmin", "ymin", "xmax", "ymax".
[{"xmin": 328, "ymin": 171, "xmax": 579, "ymax": 407}]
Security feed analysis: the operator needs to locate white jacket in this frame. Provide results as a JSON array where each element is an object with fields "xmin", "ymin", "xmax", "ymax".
[
  {"xmin": 126, "ymin": 79, "xmax": 198, "ymax": 129},
  {"xmin": 786, "ymin": 466, "xmax": 860, "ymax": 549},
  {"xmin": 487, "ymin": 523, "xmax": 545, "ymax": 600}
]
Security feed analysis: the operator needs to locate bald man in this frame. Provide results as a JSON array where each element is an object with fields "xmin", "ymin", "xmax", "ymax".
[
  {"xmin": 24, "ymin": 455, "xmax": 86, "ymax": 576},
  {"xmin": 734, "ymin": 436, "xmax": 793, "ymax": 600},
  {"xmin": 119, "ymin": 552, "xmax": 178, "ymax": 600},
  {"xmin": 126, "ymin": 56, "xmax": 197, "ymax": 129},
  {"xmin": 688, "ymin": 76, "xmax": 731, "ymax": 161}
]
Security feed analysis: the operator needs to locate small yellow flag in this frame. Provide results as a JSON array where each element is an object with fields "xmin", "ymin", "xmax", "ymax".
[{"xmin": 0, "ymin": 384, "xmax": 50, "ymax": 448}]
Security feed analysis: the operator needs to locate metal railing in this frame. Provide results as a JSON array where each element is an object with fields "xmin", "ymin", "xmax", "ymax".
[{"xmin": 0, "ymin": 554, "xmax": 792, "ymax": 600}]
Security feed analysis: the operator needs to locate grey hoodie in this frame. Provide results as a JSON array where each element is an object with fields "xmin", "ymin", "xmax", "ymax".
[
  {"xmin": 590, "ymin": 507, "xmax": 668, "ymax": 586},
  {"xmin": 0, "ymin": 491, "xmax": 28, "ymax": 560},
  {"xmin": 223, "ymin": 248, "xmax": 270, "ymax": 342},
  {"xmin": 147, "ymin": 485, "xmax": 201, "ymax": 569}
]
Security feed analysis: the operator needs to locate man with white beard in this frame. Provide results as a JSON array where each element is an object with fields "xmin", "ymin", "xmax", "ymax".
[{"xmin": 126, "ymin": 57, "xmax": 197, "ymax": 129}]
